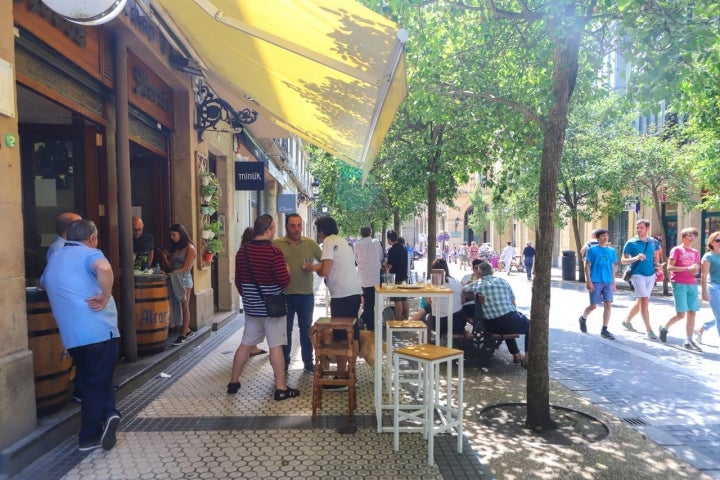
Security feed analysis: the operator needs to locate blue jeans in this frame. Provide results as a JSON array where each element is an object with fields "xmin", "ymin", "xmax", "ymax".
[
  {"xmin": 524, "ymin": 258, "xmax": 534, "ymax": 279},
  {"xmin": 69, "ymin": 337, "xmax": 120, "ymax": 444},
  {"xmin": 283, "ymin": 294, "xmax": 315, "ymax": 370},
  {"xmin": 704, "ymin": 282, "xmax": 720, "ymax": 335}
]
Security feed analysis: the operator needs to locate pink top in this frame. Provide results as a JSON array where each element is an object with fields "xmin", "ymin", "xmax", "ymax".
[{"xmin": 669, "ymin": 245, "xmax": 699, "ymax": 284}]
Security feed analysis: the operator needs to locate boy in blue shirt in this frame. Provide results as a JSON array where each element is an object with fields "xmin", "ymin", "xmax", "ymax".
[{"xmin": 578, "ymin": 228, "xmax": 617, "ymax": 339}]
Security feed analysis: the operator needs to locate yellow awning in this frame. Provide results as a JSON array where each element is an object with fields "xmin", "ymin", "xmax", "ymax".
[{"xmin": 151, "ymin": 0, "xmax": 408, "ymax": 180}]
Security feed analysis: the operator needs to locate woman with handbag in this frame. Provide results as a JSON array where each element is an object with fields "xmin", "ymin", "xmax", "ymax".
[{"xmin": 228, "ymin": 215, "xmax": 299, "ymax": 401}]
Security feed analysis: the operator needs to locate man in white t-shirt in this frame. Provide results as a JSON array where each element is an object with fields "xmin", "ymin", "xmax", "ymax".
[
  {"xmin": 312, "ymin": 216, "xmax": 362, "ymax": 384},
  {"xmin": 354, "ymin": 226, "xmax": 384, "ymax": 331}
]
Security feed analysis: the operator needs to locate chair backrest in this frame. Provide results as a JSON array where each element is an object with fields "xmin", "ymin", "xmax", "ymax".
[
  {"xmin": 473, "ymin": 293, "xmax": 488, "ymax": 333},
  {"xmin": 309, "ymin": 317, "xmax": 357, "ymax": 357}
]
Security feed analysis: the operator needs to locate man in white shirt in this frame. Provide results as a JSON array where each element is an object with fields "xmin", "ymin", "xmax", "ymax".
[
  {"xmin": 502, "ymin": 242, "xmax": 516, "ymax": 274},
  {"xmin": 354, "ymin": 226, "xmax": 384, "ymax": 331},
  {"xmin": 312, "ymin": 216, "xmax": 362, "ymax": 380}
]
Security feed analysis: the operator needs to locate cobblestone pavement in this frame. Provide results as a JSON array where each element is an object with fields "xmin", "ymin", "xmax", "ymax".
[{"xmin": 9, "ymin": 264, "xmax": 720, "ymax": 479}]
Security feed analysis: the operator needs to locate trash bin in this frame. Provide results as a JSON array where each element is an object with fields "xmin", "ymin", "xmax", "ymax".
[{"xmin": 562, "ymin": 250, "xmax": 576, "ymax": 281}]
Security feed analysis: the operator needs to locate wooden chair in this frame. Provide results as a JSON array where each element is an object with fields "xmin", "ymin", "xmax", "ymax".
[{"xmin": 308, "ymin": 317, "xmax": 357, "ymax": 422}]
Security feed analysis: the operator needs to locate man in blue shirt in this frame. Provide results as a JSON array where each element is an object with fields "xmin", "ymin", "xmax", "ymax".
[
  {"xmin": 578, "ymin": 229, "xmax": 617, "ymax": 339},
  {"xmin": 41, "ymin": 219, "xmax": 121, "ymax": 452},
  {"xmin": 468, "ymin": 262, "xmax": 530, "ymax": 366},
  {"xmin": 621, "ymin": 219, "xmax": 662, "ymax": 339}
]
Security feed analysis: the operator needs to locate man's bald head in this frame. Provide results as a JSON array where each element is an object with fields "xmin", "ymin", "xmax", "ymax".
[
  {"xmin": 56, "ymin": 212, "xmax": 81, "ymax": 239},
  {"xmin": 132, "ymin": 216, "xmax": 144, "ymax": 239}
]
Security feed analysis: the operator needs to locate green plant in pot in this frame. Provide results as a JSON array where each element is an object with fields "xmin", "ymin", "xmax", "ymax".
[
  {"xmin": 202, "ymin": 221, "xmax": 221, "ymax": 240},
  {"xmin": 200, "ymin": 172, "xmax": 221, "ymax": 203},
  {"xmin": 203, "ymin": 238, "xmax": 223, "ymax": 263}
]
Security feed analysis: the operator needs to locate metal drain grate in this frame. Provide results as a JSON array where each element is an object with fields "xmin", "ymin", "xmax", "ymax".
[{"xmin": 622, "ymin": 417, "xmax": 649, "ymax": 426}]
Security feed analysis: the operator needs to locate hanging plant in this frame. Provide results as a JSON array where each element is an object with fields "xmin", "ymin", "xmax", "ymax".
[{"xmin": 206, "ymin": 238, "xmax": 223, "ymax": 254}]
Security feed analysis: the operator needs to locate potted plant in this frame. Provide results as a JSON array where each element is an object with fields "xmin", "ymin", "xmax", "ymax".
[
  {"xmin": 203, "ymin": 237, "xmax": 223, "ymax": 263},
  {"xmin": 201, "ymin": 221, "xmax": 221, "ymax": 240}
]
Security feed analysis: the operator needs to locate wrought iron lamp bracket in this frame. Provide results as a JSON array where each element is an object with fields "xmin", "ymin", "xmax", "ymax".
[{"xmin": 195, "ymin": 85, "xmax": 258, "ymax": 142}]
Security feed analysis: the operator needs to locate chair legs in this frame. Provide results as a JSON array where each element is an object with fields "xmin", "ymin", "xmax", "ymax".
[
  {"xmin": 392, "ymin": 344, "xmax": 464, "ymax": 466},
  {"xmin": 309, "ymin": 318, "xmax": 358, "ymax": 422}
]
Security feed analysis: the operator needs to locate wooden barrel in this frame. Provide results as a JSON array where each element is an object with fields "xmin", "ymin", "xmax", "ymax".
[
  {"xmin": 26, "ymin": 287, "xmax": 73, "ymax": 416},
  {"xmin": 134, "ymin": 274, "xmax": 171, "ymax": 355}
]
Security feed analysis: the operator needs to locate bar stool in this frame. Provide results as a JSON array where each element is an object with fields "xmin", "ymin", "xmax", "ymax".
[
  {"xmin": 308, "ymin": 317, "xmax": 357, "ymax": 422},
  {"xmin": 384, "ymin": 320, "xmax": 428, "ymax": 396},
  {"xmin": 392, "ymin": 344, "xmax": 464, "ymax": 466}
]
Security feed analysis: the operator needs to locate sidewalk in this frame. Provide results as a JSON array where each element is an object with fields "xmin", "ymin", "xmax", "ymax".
[{"xmin": 4, "ymin": 264, "xmax": 719, "ymax": 479}]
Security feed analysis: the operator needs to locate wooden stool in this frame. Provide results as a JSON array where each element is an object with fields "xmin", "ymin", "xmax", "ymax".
[
  {"xmin": 309, "ymin": 317, "xmax": 357, "ymax": 422},
  {"xmin": 384, "ymin": 320, "xmax": 428, "ymax": 397},
  {"xmin": 393, "ymin": 344, "xmax": 464, "ymax": 466}
]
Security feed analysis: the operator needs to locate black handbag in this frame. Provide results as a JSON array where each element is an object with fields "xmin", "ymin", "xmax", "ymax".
[{"xmin": 243, "ymin": 247, "xmax": 287, "ymax": 317}]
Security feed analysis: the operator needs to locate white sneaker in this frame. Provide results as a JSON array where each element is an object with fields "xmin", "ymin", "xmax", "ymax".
[{"xmin": 693, "ymin": 329, "xmax": 703, "ymax": 345}]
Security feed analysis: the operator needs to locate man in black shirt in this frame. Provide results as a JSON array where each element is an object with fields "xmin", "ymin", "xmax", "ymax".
[
  {"xmin": 132, "ymin": 216, "xmax": 154, "ymax": 270},
  {"xmin": 386, "ymin": 230, "xmax": 408, "ymax": 319}
]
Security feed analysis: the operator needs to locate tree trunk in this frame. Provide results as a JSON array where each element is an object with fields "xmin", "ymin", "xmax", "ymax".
[
  {"xmin": 427, "ymin": 178, "xmax": 438, "ymax": 271},
  {"xmin": 526, "ymin": 25, "xmax": 581, "ymax": 432},
  {"xmin": 571, "ymin": 211, "xmax": 586, "ymax": 283}
]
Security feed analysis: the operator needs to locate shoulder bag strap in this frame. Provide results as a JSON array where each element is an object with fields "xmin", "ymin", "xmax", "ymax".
[
  {"xmin": 629, "ymin": 239, "xmax": 651, "ymax": 273},
  {"xmin": 243, "ymin": 245, "xmax": 279, "ymax": 301}
]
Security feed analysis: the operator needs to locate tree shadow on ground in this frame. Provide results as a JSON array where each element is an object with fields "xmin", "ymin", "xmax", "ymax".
[{"xmin": 478, "ymin": 402, "xmax": 609, "ymax": 446}]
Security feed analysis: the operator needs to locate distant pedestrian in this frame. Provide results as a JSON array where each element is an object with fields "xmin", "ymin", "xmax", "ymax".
[
  {"xmin": 621, "ymin": 219, "xmax": 662, "ymax": 339},
  {"xmin": 41, "ymin": 219, "xmax": 121, "ymax": 452},
  {"xmin": 696, "ymin": 231, "xmax": 720, "ymax": 344},
  {"xmin": 578, "ymin": 229, "xmax": 617, "ymax": 340},
  {"xmin": 658, "ymin": 228, "xmax": 702, "ymax": 350},
  {"xmin": 580, "ymin": 229, "xmax": 599, "ymax": 261},
  {"xmin": 386, "ymin": 230, "xmax": 409, "ymax": 320},
  {"xmin": 522, "ymin": 241, "xmax": 535, "ymax": 281},
  {"xmin": 459, "ymin": 242, "xmax": 469, "ymax": 270},
  {"xmin": 354, "ymin": 226, "xmax": 384, "ymax": 331},
  {"xmin": 501, "ymin": 242, "xmax": 515, "ymax": 274},
  {"xmin": 469, "ymin": 241, "xmax": 479, "ymax": 263}
]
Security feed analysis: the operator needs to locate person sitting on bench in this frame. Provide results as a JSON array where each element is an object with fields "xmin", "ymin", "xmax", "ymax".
[
  {"xmin": 466, "ymin": 261, "xmax": 530, "ymax": 367},
  {"xmin": 418, "ymin": 259, "xmax": 466, "ymax": 342}
]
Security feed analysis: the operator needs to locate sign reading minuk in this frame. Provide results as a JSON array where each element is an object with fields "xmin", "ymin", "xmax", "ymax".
[{"xmin": 235, "ymin": 161, "xmax": 265, "ymax": 190}]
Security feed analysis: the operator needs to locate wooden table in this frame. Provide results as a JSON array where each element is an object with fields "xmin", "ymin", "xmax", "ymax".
[{"xmin": 373, "ymin": 284, "xmax": 454, "ymax": 433}]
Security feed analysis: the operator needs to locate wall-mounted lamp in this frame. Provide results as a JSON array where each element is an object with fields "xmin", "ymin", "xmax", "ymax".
[
  {"xmin": 311, "ymin": 178, "xmax": 320, "ymax": 195},
  {"xmin": 321, "ymin": 205, "xmax": 328, "ymax": 214},
  {"xmin": 40, "ymin": 0, "xmax": 127, "ymax": 26},
  {"xmin": 454, "ymin": 216, "xmax": 461, "ymax": 231},
  {"xmin": 194, "ymin": 83, "xmax": 258, "ymax": 142}
]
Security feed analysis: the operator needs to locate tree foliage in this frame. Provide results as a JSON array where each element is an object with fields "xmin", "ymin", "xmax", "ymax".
[{"xmin": 356, "ymin": 0, "xmax": 718, "ymax": 430}]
